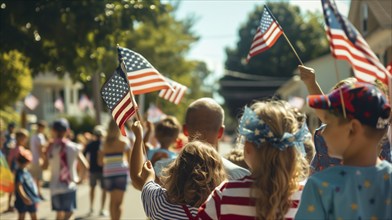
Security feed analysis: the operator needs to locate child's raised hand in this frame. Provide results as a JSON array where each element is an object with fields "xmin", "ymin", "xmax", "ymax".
[
  {"xmin": 132, "ymin": 121, "xmax": 143, "ymax": 138},
  {"xmin": 298, "ymin": 65, "xmax": 316, "ymax": 85},
  {"xmin": 141, "ymin": 160, "xmax": 155, "ymax": 182}
]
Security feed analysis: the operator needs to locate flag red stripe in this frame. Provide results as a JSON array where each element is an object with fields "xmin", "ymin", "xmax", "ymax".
[
  {"xmin": 127, "ymin": 71, "xmax": 162, "ymax": 79},
  {"xmin": 113, "ymin": 98, "xmax": 132, "ymax": 122},
  {"xmin": 130, "ymin": 78, "xmax": 169, "ymax": 87},
  {"xmin": 118, "ymin": 106, "xmax": 136, "ymax": 136},
  {"xmin": 133, "ymin": 86, "xmax": 171, "ymax": 95},
  {"xmin": 249, "ymin": 23, "xmax": 280, "ymax": 50}
]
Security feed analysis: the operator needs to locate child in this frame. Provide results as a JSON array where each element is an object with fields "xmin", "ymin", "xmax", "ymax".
[
  {"xmin": 14, "ymin": 148, "xmax": 40, "ymax": 220},
  {"xmin": 7, "ymin": 128, "xmax": 29, "ymax": 213},
  {"xmin": 198, "ymin": 100, "xmax": 310, "ymax": 219},
  {"xmin": 43, "ymin": 118, "xmax": 89, "ymax": 220},
  {"xmin": 145, "ymin": 116, "xmax": 180, "ymax": 165},
  {"xmin": 8, "ymin": 129, "xmax": 29, "ymax": 173},
  {"xmin": 131, "ymin": 121, "xmax": 227, "ymax": 219},
  {"xmin": 99, "ymin": 120, "xmax": 131, "ymax": 220},
  {"xmin": 295, "ymin": 82, "xmax": 392, "ymax": 219},
  {"xmin": 298, "ymin": 65, "xmax": 391, "ymax": 173}
]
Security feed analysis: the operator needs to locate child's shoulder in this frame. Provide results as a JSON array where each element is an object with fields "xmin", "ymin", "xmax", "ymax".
[
  {"xmin": 309, "ymin": 161, "xmax": 392, "ymax": 185},
  {"xmin": 66, "ymin": 141, "xmax": 82, "ymax": 151}
]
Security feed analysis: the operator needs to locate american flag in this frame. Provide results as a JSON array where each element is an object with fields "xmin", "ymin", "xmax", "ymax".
[
  {"xmin": 247, "ymin": 5, "xmax": 283, "ymax": 62},
  {"xmin": 158, "ymin": 77, "xmax": 187, "ymax": 105},
  {"xmin": 117, "ymin": 46, "xmax": 172, "ymax": 95},
  {"xmin": 24, "ymin": 94, "xmax": 39, "ymax": 110},
  {"xmin": 54, "ymin": 98, "xmax": 64, "ymax": 112},
  {"xmin": 78, "ymin": 94, "xmax": 94, "ymax": 111},
  {"xmin": 322, "ymin": 0, "xmax": 390, "ymax": 85},
  {"xmin": 101, "ymin": 67, "xmax": 138, "ymax": 136}
]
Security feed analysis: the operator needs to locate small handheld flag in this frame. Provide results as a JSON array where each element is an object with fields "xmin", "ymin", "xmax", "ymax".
[
  {"xmin": 117, "ymin": 46, "xmax": 172, "ymax": 95},
  {"xmin": 101, "ymin": 67, "xmax": 138, "ymax": 136},
  {"xmin": 246, "ymin": 5, "xmax": 283, "ymax": 62}
]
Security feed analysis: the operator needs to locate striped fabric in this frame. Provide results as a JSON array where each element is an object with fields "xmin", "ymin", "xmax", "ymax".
[
  {"xmin": 198, "ymin": 176, "xmax": 303, "ymax": 220},
  {"xmin": 118, "ymin": 47, "xmax": 172, "ymax": 95},
  {"xmin": 103, "ymin": 153, "xmax": 129, "ymax": 177},
  {"xmin": 158, "ymin": 78, "xmax": 187, "ymax": 105},
  {"xmin": 142, "ymin": 181, "xmax": 198, "ymax": 220}
]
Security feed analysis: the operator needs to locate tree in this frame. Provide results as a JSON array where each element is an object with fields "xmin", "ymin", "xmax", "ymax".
[
  {"xmin": 0, "ymin": 1, "xmax": 204, "ymax": 123},
  {"xmin": 224, "ymin": 2, "xmax": 328, "ymax": 76},
  {"xmin": 0, "ymin": 50, "xmax": 32, "ymax": 107}
]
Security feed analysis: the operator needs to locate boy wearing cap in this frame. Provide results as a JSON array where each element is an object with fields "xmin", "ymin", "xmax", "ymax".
[
  {"xmin": 14, "ymin": 148, "xmax": 40, "ymax": 220},
  {"xmin": 43, "ymin": 118, "xmax": 89, "ymax": 220},
  {"xmin": 296, "ymin": 82, "xmax": 392, "ymax": 219}
]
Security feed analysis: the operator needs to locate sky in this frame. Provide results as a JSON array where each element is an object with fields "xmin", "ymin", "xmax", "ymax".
[{"xmin": 173, "ymin": 0, "xmax": 351, "ymax": 101}]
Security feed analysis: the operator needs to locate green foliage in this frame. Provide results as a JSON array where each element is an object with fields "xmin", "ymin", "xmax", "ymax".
[
  {"xmin": 0, "ymin": 106, "xmax": 20, "ymax": 127},
  {"xmin": 66, "ymin": 115, "xmax": 96, "ymax": 136},
  {"xmin": 0, "ymin": 0, "xmax": 170, "ymax": 80},
  {"xmin": 0, "ymin": 50, "xmax": 32, "ymax": 108},
  {"xmin": 0, "ymin": 1, "xmax": 214, "ymax": 123},
  {"xmin": 224, "ymin": 2, "xmax": 328, "ymax": 76}
]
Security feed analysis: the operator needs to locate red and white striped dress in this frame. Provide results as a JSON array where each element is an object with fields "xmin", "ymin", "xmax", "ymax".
[{"xmin": 197, "ymin": 176, "xmax": 304, "ymax": 220}]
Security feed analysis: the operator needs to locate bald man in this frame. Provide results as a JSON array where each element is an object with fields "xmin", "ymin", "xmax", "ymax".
[{"xmin": 154, "ymin": 98, "xmax": 250, "ymax": 180}]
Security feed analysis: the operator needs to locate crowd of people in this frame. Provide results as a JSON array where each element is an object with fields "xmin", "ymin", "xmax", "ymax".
[{"xmin": 0, "ymin": 65, "xmax": 391, "ymax": 220}]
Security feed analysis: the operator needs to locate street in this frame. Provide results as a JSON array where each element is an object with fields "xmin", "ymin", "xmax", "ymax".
[
  {"xmin": 0, "ymin": 181, "xmax": 147, "ymax": 220},
  {"xmin": 0, "ymin": 142, "xmax": 235, "ymax": 220}
]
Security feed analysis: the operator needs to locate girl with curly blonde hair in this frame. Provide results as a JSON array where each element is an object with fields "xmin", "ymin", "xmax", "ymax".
[
  {"xmin": 130, "ymin": 121, "xmax": 226, "ymax": 220},
  {"xmin": 198, "ymin": 100, "xmax": 310, "ymax": 220}
]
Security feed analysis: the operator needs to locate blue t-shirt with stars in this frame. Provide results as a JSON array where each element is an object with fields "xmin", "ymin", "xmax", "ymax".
[{"xmin": 296, "ymin": 160, "xmax": 392, "ymax": 220}]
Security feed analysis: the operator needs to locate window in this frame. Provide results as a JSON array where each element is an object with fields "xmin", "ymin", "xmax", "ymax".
[{"xmin": 361, "ymin": 3, "xmax": 368, "ymax": 34}]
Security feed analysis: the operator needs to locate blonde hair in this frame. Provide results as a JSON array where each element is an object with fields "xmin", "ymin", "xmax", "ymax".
[
  {"xmin": 15, "ymin": 128, "xmax": 29, "ymax": 144},
  {"xmin": 225, "ymin": 148, "xmax": 249, "ymax": 169},
  {"xmin": 104, "ymin": 119, "xmax": 121, "ymax": 144},
  {"xmin": 161, "ymin": 141, "xmax": 226, "ymax": 207},
  {"xmin": 249, "ymin": 100, "xmax": 309, "ymax": 220}
]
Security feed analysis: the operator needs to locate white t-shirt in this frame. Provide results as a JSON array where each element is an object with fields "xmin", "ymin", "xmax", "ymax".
[
  {"xmin": 30, "ymin": 133, "xmax": 46, "ymax": 165},
  {"xmin": 49, "ymin": 141, "xmax": 81, "ymax": 195}
]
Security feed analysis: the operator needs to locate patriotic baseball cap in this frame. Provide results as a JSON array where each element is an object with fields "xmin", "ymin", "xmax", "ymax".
[{"xmin": 307, "ymin": 82, "xmax": 391, "ymax": 129}]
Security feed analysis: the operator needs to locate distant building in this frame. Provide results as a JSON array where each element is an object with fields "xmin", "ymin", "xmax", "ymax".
[
  {"xmin": 219, "ymin": 70, "xmax": 291, "ymax": 117},
  {"xmin": 27, "ymin": 72, "xmax": 85, "ymax": 122},
  {"xmin": 348, "ymin": 0, "xmax": 392, "ymax": 64}
]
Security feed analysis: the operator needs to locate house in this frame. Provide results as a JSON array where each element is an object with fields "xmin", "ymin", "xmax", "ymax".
[{"xmin": 27, "ymin": 72, "xmax": 86, "ymax": 123}]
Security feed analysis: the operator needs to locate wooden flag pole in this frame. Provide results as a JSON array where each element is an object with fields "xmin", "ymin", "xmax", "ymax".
[
  {"xmin": 282, "ymin": 32, "xmax": 304, "ymax": 65},
  {"xmin": 333, "ymin": 59, "xmax": 347, "ymax": 118}
]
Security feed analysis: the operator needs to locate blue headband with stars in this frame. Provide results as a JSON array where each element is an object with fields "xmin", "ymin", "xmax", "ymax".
[{"xmin": 238, "ymin": 106, "xmax": 311, "ymax": 152}]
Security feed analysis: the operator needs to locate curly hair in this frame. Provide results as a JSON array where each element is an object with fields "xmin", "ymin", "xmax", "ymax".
[
  {"xmin": 161, "ymin": 141, "xmax": 227, "ymax": 207},
  {"xmin": 249, "ymin": 100, "xmax": 309, "ymax": 220}
]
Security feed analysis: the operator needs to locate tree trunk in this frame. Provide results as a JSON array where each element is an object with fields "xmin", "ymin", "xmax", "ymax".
[{"xmin": 92, "ymin": 72, "xmax": 102, "ymax": 125}]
